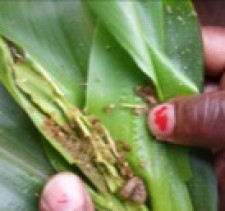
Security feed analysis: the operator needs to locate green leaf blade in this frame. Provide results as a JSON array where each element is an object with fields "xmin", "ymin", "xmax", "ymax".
[
  {"xmin": 0, "ymin": 1, "xmax": 216, "ymax": 210},
  {"xmin": 89, "ymin": 0, "xmax": 202, "ymax": 100},
  {"xmin": 86, "ymin": 24, "xmax": 193, "ymax": 211},
  {"xmin": 0, "ymin": 84, "xmax": 54, "ymax": 210},
  {"xmin": 0, "ymin": 1, "xmax": 95, "ymax": 107}
]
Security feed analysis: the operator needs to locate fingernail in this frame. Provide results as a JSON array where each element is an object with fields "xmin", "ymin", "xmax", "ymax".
[
  {"xmin": 40, "ymin": 172, "xmax": 93, "ymax": 211},
  {"xmin": 148, "ymin": 103, "xmax": 175, "ymax": 139}
]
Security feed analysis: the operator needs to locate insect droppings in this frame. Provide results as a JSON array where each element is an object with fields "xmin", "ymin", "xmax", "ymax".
[{"xmin": 119, "ymin": 177, "xmax": 147, "ymax": 204}]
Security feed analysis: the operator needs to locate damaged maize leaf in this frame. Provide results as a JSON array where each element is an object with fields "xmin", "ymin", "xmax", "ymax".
[
  {"xmin": 0, "ymin": 38, "xmax": 148, "ymax": 210},
  {"xmin": 0, "ymin": 0, "xmax": 217, "ymax": 211}
]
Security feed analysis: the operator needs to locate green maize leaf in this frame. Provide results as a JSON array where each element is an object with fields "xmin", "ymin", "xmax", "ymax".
[
  {"xmin": 86, "ymin": 24, "xmax": 193, "ymax": 211},
  {"xmin": 0, "ymin": 37, "xmax": 149, "ymax": 210},
  {"xmin": 89, "ymin": 0, "xmax": 203, "ymax": 101},
  {"xmin": 0, "ymin": 1, "xmax": 148, "ymax": 210},
  {"xmin": 86, "ymin": 1, "xmax": 216, "ymax": 211},
  {"xmin": 0, "ymin": 0, "xmax": 217, "ymax": 211},
  {"xmin": 0, "ymin": 83, "xmax": 54, "ymax": 210},
  {"xmin": 0, "ymin": 0, "xmax": 95, "ymax": 107},
  {"xmin": 188, "ymin": 150, "xmax": 217, "ymax": 211}
]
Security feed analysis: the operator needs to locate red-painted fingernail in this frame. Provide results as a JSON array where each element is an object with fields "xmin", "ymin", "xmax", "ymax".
[
  {"xmin": 148, "ymin": 103, "xmax": 175, "ymax": 139},
  {"xmin": 39, "ymin": 172, "xmax": 94, "ymax": 211}
]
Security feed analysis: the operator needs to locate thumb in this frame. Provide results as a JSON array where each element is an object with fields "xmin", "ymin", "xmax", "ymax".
[
  {"xmin": 148, "ymin": 91, "xmax": 225, "ymax": 147},
  {"xmin": 40, "ymin": 172, "xmax": 94, "ymax": 211}
]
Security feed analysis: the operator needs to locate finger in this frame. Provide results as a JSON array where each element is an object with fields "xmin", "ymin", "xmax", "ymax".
[
  {"xmin": 39, "ymin": 172, "xmax": 94, "ymax": 211},
  {"xmin": 203, "ymin": 26, "xmax": 225, "ymax": 76},
  {"xmin": 148, "ymin": 91, "xmax": 225, "ymax": 147}
]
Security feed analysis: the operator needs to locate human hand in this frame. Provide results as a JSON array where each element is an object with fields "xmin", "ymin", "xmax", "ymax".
[{"xmin": 148, "ymin": 26, "xmax": 225, "ymax": 211}]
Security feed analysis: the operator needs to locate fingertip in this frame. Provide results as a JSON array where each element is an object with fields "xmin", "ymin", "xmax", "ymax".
[
  {"xmin": 202, "ymin": 26, "xmax": 225, "ymax": 76},
  {"xmin": 39, "ymin": 172, "xmax": 94, "ymax": 211},
  {"xmin": 148, "ymin": 103, "xmax": 175, "ymax": 141}
]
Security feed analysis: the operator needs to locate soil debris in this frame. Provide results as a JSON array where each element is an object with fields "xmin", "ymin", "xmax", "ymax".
[
  {"xmin": 117, "ymin": 154, "xmax": 134, "ymax": 179},
  {"xmin": 131, "ymin": 106, "xmax": 148, "ymax": 116},
  {"xmin": 119, "ymin": 177, "xmax": 147, "ymax": 204},
  {"xmin": 103, "ymin": 104, "xmax": 116, "ymax": 113},
  {"xmin": 121, "ymin": 103, "xmax": 147, "ymax": 116},
  {"xmin": 134, "ymin": 85, "xmax": 157, "ymax": 105}
]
